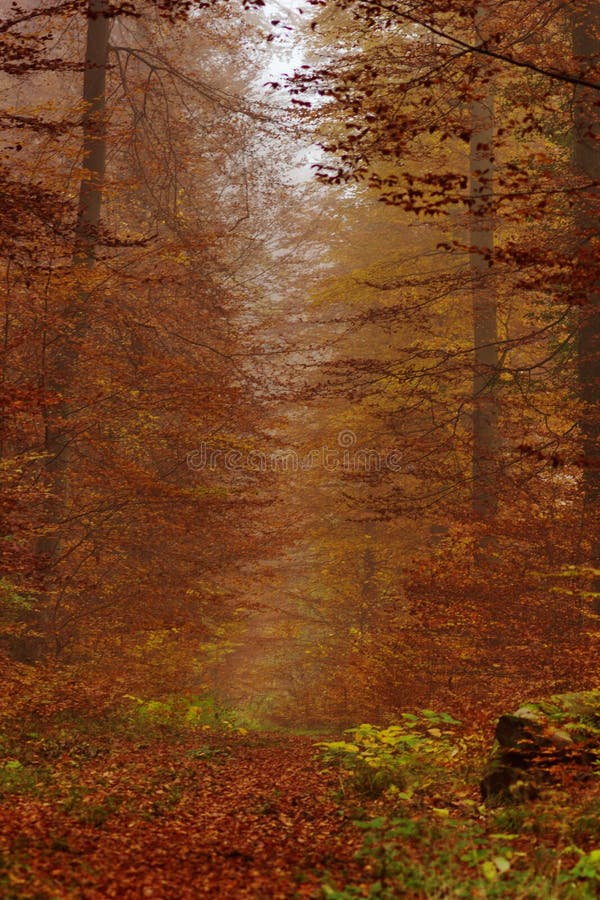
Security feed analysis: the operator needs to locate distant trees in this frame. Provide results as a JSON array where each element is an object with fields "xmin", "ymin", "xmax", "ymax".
[
  {"xmin": 1, "ymin": 0, "xmax": 598, "ymax": 725},
  {"xmin": 0, "ymin": 0, "xmax": 292, "ymax": 690},
  {"xmin": 272, "ymin": 0, "xmax": 600, "ymax": 718}
]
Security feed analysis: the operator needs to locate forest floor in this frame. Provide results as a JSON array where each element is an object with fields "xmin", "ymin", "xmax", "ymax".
[
  {"xmin": 2, "ymin": 721, "xmax": 600, "ymax": 898},
  {"xmin": 0, "ymin": 728, "xmax": 365, "ymax": 899}
]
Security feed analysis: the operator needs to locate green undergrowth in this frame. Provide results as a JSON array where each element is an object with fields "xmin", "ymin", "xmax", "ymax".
[
  {"xmin": 121, "ymin": 692, "xmax": 240, "ymax": 733},
  {"xmin": 0, "ymin": 690, "xmax": 325, "ymax": 813},
  {"xmin": 2, "ymin": 692, "xmax": 241, "ymax": 748},
  {"xmin": 0, "ymin": 692, "xmax": 248, "ymax": 803},
  {"xmin": 318, "ymin": 712, "xmax": 464, "ymax": 800},
  {"xmin": 3, "ymin": 697, "xmax": 600, "ymax": 898},
  {"xmin": 0, "ymin": 696, "xmax": 268, "ymax": 860},
  {"xmin": 317, "ymin": 713, "xmax": 600, "ymax": 899},
  {"xmin": 322, "ymin": 812, "xmax": 600, "ymax": 899}
]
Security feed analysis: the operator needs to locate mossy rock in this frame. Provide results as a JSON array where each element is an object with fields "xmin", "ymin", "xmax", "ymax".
[
  {"xmin": 517, "ymin": 689, "xmax": 600, "ymax": 728},
  {"xmin": 545, "ymin": 690, "xmax": 600, "ymax": 729},
  {"xmin": 481, "ymin": 690, "xmax": 600, "ymax": 803}
]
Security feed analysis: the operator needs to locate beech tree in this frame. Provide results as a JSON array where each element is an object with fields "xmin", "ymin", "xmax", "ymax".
[
  {"xmin": 0, "ymin": 0, "xmax": 598, "ymax": 726},
  {"xmin": 37, "ymin": 0, "xmax": 110, "ymax": 567},
  {"xmin": 469, "ymin": 4, "xmax": 498, "ymax": 539},
  {"xmin": 572, "ymin": 0, "xmax": 600, "ymax": 603},
  {"xmin": 0, "ymin": 0, "xmax": 295, "ymax": 682},
  {"xmin": 257, "ymin": 0, "xmax": 600, "ymax": 714}
]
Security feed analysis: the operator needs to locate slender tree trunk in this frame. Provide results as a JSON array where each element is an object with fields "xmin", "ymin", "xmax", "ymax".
[
  {"xmin": 37, "ymin": 0, "xmax": 110, "ymax": 568},
  {"xmin": 75, "ymin": 0, "xmax": 110, "ymax": 267},
  {"xmin": 573, "ymin": 1, "xmax": 600, "ymax": 607},
  {"xmin": 360, "ymin": 542, "xmax": 376, "ymax": 630},
  {"xmin": 470, "ymin": 11, "xmax": 499, "ymax": 555}
]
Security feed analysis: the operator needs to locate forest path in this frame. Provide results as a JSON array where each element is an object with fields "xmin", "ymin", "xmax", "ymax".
[{"xmin": 1, "ymin": 730, "xmax": 363, "ymax": 899}]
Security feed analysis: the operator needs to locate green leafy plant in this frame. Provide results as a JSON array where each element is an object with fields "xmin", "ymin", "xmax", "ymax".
[
  {"xmin": 0, "ymin": 759, "xmax": 50, "ymax": 797},
  {"xmin": 318, "ymin": 711, "xmax": 461, "ymax": 798},
  {"xmin": 122, "ymin": 694, "xmax": 238, "ymax": 734},
  {"xmin": 562, "ymin": 848, "xmax": 600, "ymax": 892},
  {"xmin": 322, "ymin": 815, "xmax": 505, "ymax": 898},
  {"xmin": 321, "ymin": 812, "xmax": 585, "ymax": 899},
  {"xmin": 0, "ymin": 578, "xmax": 35, "ymax": 612}
]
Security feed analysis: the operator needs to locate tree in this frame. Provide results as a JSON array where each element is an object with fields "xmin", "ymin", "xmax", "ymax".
[
  {"xmin": 269, "ymin": 0, "xmax": 600, "ymax": 715},
  {"xmin": 37, "ymin": 0, "xmax": 110, "ymax": 567},
  {"xmin": 572, "ymin": 0, "xmax": 600, "ymax": 604},
  {"xmin": 470, "ymin": 4, "xmax": 499, "ymax": 542},
  {"xmin": 0, "ymin": 0, "xmax": 297, "ymax": 685}
]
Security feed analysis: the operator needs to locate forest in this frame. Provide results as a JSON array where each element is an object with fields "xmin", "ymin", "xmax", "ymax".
[{"xmin": 1, "ymin": 0, "xmax": 600, "ymax": 896}]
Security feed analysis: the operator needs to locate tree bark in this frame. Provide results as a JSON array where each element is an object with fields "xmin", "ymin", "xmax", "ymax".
[
  {"xmin": 470, "ymin": 9, "xmax": 499, "ymax": 554},
  {"xmin": 38, "ymin": 0, "xmax": 110, "ymax": 567},
  {"xmin": 573, "ymin": 1, "xmax": 600, "ymax": 607},
  {"xmin": 75, "ymin": 0, "xmax": 110, "ymax": 267}
]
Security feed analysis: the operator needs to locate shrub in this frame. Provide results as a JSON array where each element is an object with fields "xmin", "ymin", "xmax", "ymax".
[{"xmin": 318, "ymin": 710, "xmax": 461, "ymax": 799}]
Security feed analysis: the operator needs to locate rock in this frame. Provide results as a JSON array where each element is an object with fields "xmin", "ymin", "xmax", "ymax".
[
  {"xmin": 480, "ymin": 689, "xmax": 600, "ymax": 803},
  {"xmin": 480, "ymin": 762, "xmax": 539, "ymax": 803}
]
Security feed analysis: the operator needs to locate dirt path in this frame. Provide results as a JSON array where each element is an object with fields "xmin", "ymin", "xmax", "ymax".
[{"xmin": 0, "ymin": 731, "xmax": 363, "ymax": 898}]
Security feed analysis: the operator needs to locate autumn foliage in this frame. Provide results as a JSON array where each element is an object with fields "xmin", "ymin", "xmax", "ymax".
[{"xmin": 0, "ymin": 0, "xmax": 599, "ymax": 895}]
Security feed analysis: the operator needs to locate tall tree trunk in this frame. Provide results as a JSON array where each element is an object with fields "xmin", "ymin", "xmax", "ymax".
[
  {"xmin": 360, "ymin": 541, "xmax": 376, "ymax": 630},
  {"xmin": 38, "ymin": 0, "xmax": 110, "ymax": 570},
  {"xmin": 573, "ymin": 1, "xmax": 600, "ymax": 608},
  {"xmin": 470, "ymin": 11, "xmax": 499, "ymax": 556},
  {"xmin": 75, "ymin": 0, "xmax": 110, "ymax": 268}
]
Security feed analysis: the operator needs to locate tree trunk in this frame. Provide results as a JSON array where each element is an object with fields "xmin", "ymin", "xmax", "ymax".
[
  {"xmin": 360, "ymin": 542, "xmax": 376, "ymax": 630},
  {"xmin": 38, "ymin": 0, "xmax": 110, "ymax": 568},
  {"xmin": 573, "ymin": 1, "xmax": 600, "ymax": 608},
  {"xmin": 470, "ymin": 12, "xmax": 499, "ymax": 555},
  {"xmin": 75, "ymin": 0, "xmax": 110, "ymax": 267}
]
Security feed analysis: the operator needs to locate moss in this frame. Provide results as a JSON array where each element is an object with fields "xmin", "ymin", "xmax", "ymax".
[{"xmin": 549, "ymin": 690, "xmax": 600, "ymax": 721}]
